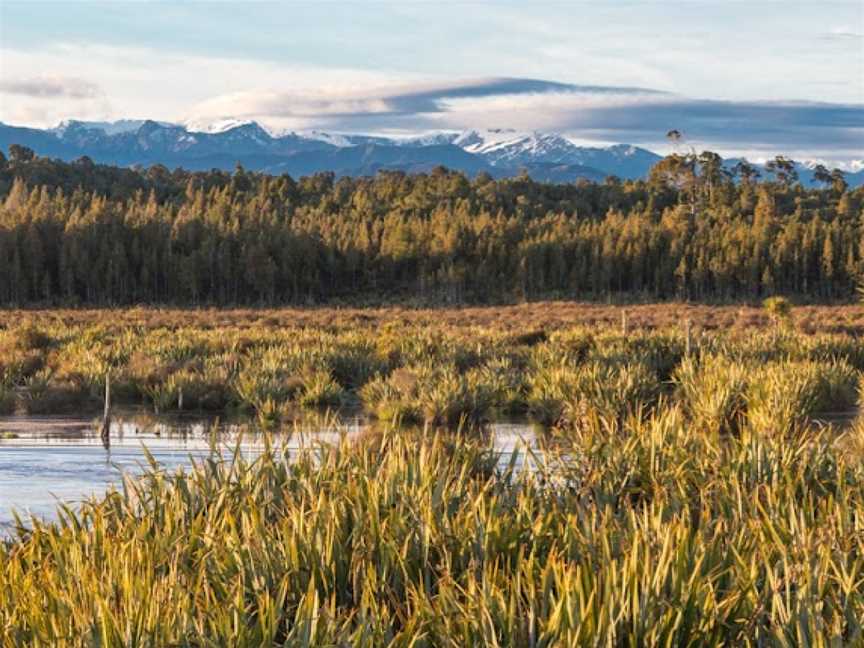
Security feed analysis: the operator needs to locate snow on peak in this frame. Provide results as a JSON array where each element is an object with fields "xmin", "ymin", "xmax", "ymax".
[
  {"xmin": 800, "ymin": 159, "xmax": 827, "ymax": 170},
  {"xmin": 398, "ymin": 131, "xmax": 460, "ymax": 147},
  {"xmin": 447, "ymin": 130, "xmax": 579, "ymax": 165},
  {"xmin": 294, "ymin": 130, "xmax": 398, "ymax": 147},
  {"xmin": 450, "ymin": 129, "xmax": 526, "ymax": 152},
  {"xmin": 223, "ymin": 121, "xmax": 272, "ymax": 141},
  {"xmin": 52, "ymin": 119, "xmax": 165, "ymax": 137},
  {"xmin": 183, "ymin": 118, "xmax": 262, "ymax": 135},
  {"xmin": 297, "ymin": 130, "xmax": 354, "ymax": 147},
  {"xmin": 798, "ymin": 158, "xmax": 864, "ymax": 173},
  {"xmin": 604, "ymin": 144, "xmax": 639, "ymax": 156}
]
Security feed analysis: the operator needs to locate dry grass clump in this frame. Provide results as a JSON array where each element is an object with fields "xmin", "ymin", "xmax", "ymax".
[
  {"xmin": 360, "ymin": 367, "xmax": 424, "ymax": 424},
  {"xmin": 528, "ymin": 361, "xmax": 662, "ymax": 429},
  {"xmin": 745, "ymin": 360, "xmax": 857, "ymax": 436},
  {"xmin": 0, "ymin": 328, "xmax": 46, "ymax": 388},
  {"xmin": 361, "ymin": 363, "xmax": 502, "ymax": 426},
  {"xmin": 675, "ymin": 354, "xmax": 859, "ymax": 437}
]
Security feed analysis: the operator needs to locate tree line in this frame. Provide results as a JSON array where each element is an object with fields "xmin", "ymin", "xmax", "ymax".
[{"xmin": 0, "ymin": 144, "xmax": 861, "ymax": 305}]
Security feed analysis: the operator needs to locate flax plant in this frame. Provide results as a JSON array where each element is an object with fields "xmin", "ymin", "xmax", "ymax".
[{"xmin": 2, "ymin": 422, "xmax": 863, "ymax": 645}]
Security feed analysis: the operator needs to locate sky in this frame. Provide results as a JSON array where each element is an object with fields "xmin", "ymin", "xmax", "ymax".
[{"xmin": 0, "ymin": 0, "xmax": 862, "ymax": 162}]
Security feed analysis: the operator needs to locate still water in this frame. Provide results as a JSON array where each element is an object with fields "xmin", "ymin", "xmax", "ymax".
[{"xmin": 0, "ymin": 415, "xmax": 541, "ymax": 531}]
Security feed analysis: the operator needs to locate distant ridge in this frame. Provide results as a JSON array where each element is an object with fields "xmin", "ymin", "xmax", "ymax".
[{"xmin": 1, "ymin": 119, "xmax": 861, "ymax": 187}]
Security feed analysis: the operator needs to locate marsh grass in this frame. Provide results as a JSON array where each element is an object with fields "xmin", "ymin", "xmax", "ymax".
[
  {"xmin": 2, "ymin": 422, "xmax": 863, "ymax": 645},
  {"xmin": 673, "ymin": 351, "xmax": 860, "ymax": 438},
  {"xmin": 1, "ymin": 319, "xmax": 863, "ymax": 436},
  {"xmin": 747, "ymin": 360, "xmax": 859, "ymax": 436},
  {"xmin": 674, "ymin": 356, "xmax": 749, "ymax": 435},
  {"xmin": 297, "ymin": 369, "xmax": 347, "ymax": 408},
  {"xmin": 361, "ymin": 363, "xmax": 499, "ymax": 425},
  {"xmin": 4, "ymin": 313, "xmax": 864, "ymax": 643}
]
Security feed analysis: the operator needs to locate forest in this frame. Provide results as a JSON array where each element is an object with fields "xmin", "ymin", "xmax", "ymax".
[{"xmin": 0, "ymin": 144, "xmax": 860, "ymax": 305}]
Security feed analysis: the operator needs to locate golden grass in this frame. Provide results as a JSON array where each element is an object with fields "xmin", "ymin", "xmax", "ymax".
[
  {"xmin": 1, "ymin": 307, "xmax": 864, "ymax": 643},
  {"xmin": 2, "ymin": 424, "xmax": 863, "ymax": 645}
]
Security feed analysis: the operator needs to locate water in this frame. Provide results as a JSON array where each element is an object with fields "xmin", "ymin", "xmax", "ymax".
[{"xmin": 0, "ymin": 415, "xmax": 541, "ymax": 532}]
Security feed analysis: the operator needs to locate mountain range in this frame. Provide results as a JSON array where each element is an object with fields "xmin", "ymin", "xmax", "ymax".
[{"xmin": 1, "ymin": 119, "xmax": 861, "ymax": 187}]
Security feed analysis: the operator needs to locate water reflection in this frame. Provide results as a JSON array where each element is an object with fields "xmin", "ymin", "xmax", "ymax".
[{"xmin": 0, "ymin": 414, "xmax": 543, "ymax": 531}]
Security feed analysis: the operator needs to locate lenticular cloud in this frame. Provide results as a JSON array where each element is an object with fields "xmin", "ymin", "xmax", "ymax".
[{"xmin": 187, "ymin": 76, "xmax": 863, "ymax": 161}]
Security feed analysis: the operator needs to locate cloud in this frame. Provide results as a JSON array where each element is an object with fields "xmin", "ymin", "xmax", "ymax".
[
  {"xmin": 0, "ymin": 43, "xmax": 397, "ymax": 127},
  {"xmin": 441, "ymin": 92, "xmax": 862, "ymax": 150},
  {"xmin": 188, "ymin": 77, "xmax": 667, "ymax": 122},
  {"xmin": 187, "ymin": 78, "xmax": 864, "ymax": 161},
  {"xmin": 0, "ymin": 38, "xmax": 860, "ymax": 162},
  {"xmin": 0, "ymin": 76, "xmax": 101, "ymax": 100},
  {"xmin": 821, "ymin": 26, "xmax": 863, "ymax": 40},
  {"xmin": 366, "ymin": 78, "xmax": 667, "ymax": 115}
]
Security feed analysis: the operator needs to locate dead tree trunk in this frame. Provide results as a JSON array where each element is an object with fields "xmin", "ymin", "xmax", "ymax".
[
  {"xmin": 685, "ymin": 318, "xmax": 692, "ymax": 356},
  {"xmin": 100, "ymin": 371, "xmax": 112, "ymax": 448}
]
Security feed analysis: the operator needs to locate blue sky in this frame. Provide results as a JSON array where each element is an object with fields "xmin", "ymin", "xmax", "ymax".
[{"xmin": 1, "ymin": 1, "xmax": 862, "ymax": 161}]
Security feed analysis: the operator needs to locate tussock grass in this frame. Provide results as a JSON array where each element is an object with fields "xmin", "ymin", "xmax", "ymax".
[{"xmin": 6, "ymin": 302, "xmax": 864, "ymax": 334}]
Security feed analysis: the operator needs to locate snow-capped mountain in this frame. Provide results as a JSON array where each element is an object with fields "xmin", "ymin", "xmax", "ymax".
[
  {"xmin": 391, "ymin": 129, "xmax": 661, "ymax": 179},
  {"xmin": 0, "ymin": 119, "xmax": 860, "ymax": 187},
  {"xmin": 51, "ymin": 119, "xmax": 171, "ymax": 136},
  {"xmin": 460, "ymin": 130, "xmax": 580, "ymax": 165},
  {"xmin": 296, "ymin": 130, "xmax": 394, "ymax": 148},
  {"xmin": 181, "ymin": 117, "xmax": 263, "ymax": 135}
]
